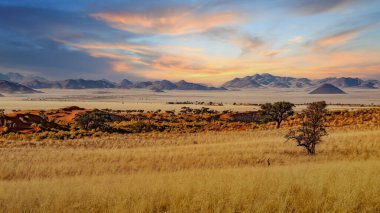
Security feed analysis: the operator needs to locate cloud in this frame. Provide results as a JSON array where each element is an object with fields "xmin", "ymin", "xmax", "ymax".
[
  {"xmin": 265, "ymin": 48, "xmax": 380, "ymax": 80},
  {"xmin": 203, "ymin": 27, "xmax": 269, "ymax": 55},
  {"xmin": 0, "ymin": 5, "xmax": 134, "ymax": 42},
  {"xmin": 0, "ymin": 36, "xmax": 112, "ymax": 79},
  {"xmin": 58, "ymin": 39, "xmax": 301, "ymax": 84},
  {"xmin": 58, "ymin": 38, "xmax": 261, "ymax": 83},
  {"xmin": 0, "ymin": 5, "xmax": 141, "ymax": 80},
  {"xmin": 315, "ymin": 29, "xmax": 359, "ymax": 48},
  {"xmin": 312, "ymin": 21, "xmax": 380, "ymax": 49},
  {"xmin": 284, "ymin": 0, "xmax": 365, "ymax": 15},
  {"xmin": 236, "ymin": 34, "xmax": 266, "ymax": 55},
  {"xmin": 1, "ymin": 1, "xmax": 380, "ymax": 83},
  {"xmin": 289, "ymin": 36, "xmax": 304, "ymax": 44},
  {"xmin": 91, "ymin": 8, "xmax": 244, "ymax": 35}
]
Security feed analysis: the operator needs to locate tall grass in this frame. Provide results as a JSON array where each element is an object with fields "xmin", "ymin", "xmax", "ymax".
[
  {"xmin": 0, "ymin": 162, "xmax": 379, "ymax": 212},
  {"xmin": 0, "ymin": 128, "xmax": 379, "ymax": 180},
  {"xmin": 0, "ymin": 128, "xmax": 379, "ymax": 212}
]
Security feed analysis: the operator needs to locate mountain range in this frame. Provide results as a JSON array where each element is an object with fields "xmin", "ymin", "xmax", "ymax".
[
  {"xmin": 0, "ymin": 80, "xmax": 41, "ymax": 94},
  {"xmin": 123, "ymin": 80, "xmax": 226, "ymax": 91},
  {"xmin": 0, "ymin": 72, "xmax": 378, "ymax": 94},
  {"xmin": 0, "ymin": 72, "xmax": 225, "ymax": 92},
  {"xmin": 222, "ymin": 73, "xmax": 379, "ymax": 89}
]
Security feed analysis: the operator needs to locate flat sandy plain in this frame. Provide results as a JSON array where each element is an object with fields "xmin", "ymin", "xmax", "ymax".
[{"xmin": 0, "ymin": 88, "xmax": 379, "ymax": 112}]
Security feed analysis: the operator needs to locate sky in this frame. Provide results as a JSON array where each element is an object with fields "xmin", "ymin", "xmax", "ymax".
[{"xmin": 0, "ymin": 0, "xmax": 380, "ymax": 85}]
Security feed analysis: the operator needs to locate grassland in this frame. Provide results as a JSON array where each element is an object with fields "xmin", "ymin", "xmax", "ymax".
[{"xmin": 0, "ymin": 126, "xmax": 379, "ymax": 212}]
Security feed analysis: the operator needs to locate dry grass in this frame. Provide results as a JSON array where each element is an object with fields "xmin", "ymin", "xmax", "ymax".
[
  {"xmin": 0, "ymin": 127, "xmax": 379, "ymax": 212},
  {"xmin": 0, "ymin": 162, "xmax": 379, "ymax": 212}
]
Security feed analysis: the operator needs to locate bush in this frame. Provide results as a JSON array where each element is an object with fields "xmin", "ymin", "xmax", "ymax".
[
  {"xmin": 75, "ymin": 110, "xmax": 125, "ymax": 132},
  {"xmin": 126, "ymin": 121, "xmax": 155, "ymax": 133}
]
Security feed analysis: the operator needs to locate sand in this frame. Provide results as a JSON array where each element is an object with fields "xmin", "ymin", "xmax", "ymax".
[{"xmin": 0, "ymin": 88, "xmax": 379, "ymax": 112}]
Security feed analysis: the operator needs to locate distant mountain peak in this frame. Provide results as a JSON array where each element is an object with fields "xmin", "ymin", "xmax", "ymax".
[
  {"xmin": 0, "ymin": 80, "xmax": 41, "ymax": 94},
  {"xmin": 119, "ymin": 79, "xmax": 133, "ymax": 88},
  {"xmin": 222, "ymin": 73, "xmax": 312, "ymax": 89},
  {"xmin": 316, "ymin": 77, "xmax": 377, "ymax": 89},
  {"xmin": 309, "ymin": 83, "xmax": 346, "ymax": 94},
  {"xmin": 0, "ymin": 72, "xmax": 49, "ymax": 84}
]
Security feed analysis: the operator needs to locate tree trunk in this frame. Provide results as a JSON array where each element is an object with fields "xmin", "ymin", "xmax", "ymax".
[
  {"xmin": 307, "ymin": 144, "xmax": 316, "ymax": 154},
  {"xmin": 276, "ymin": 121, "xmax": 281, "ymax": 129}
]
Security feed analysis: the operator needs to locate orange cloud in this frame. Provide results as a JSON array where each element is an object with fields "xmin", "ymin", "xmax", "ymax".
[
  {"xmin": 315, "ymin": 30, "xmax": 358, "ymax": 48},
  {"xmin": 57, "ymin": 38, "xmax": 380, "ymax": 85},
  {"xmin": 111, "ymin": 61, "xmax": 132, "ymax": 72},
  {"xmin": 58, "ymin": 39, "xmax": 203, "ymax": 56},
  {"xmin": 314, "ymin": 22, "xmax": 380, "ymax": 48},
  {"xmin": 265, "ymin": 49, "xmax": 380, "ymax": 79},
  {"xmin": 91, "ymin": 9, "xmax": 243, "ymax": 35}
]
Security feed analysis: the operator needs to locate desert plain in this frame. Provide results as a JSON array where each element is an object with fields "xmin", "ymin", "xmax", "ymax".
[{"xmin": 1, "ymin": 88, "xmax": 380, "ymax": 112}]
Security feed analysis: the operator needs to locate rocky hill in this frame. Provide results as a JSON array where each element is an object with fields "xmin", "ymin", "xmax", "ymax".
[
  {"xmin": 222, "ymin": 73, "xmax": 313, "ymax": 88},
  {"xmin": 175, "ymin": 80, "xmax": 225, "ymax": 90},
  {"xmin": 0, "ymin": 80, "xmax": 41, "ymax": 94},
  {"xmin": 309, "ymin": 84, "xmax": 346, "ymax": 94},
  {"xmin": 22, "ymin": 79, "xmax": 115, "ymax": 89},
  {"xmin": 316, "ymin": 77, "xmax": 378, "ymax": 89},
  {"xmin": 118, "ymin": 79, "xmax": 133, "ymax": 88},
  {"xmin": 57, "ymin": 79, "xmax": 115, "ymax": 89},
  {"xmin": 0, "ymin": 72, "xmax": 49, "ymax": 84}
]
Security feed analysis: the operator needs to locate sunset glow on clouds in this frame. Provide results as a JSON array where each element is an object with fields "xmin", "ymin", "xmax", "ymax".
[
  {"xmin": 0, "ymin": 0, "xmax": 379, "ymax": 84},
  {"xmin": 92, "ymin": 10, "xmax": 243, "ymax": 35}
]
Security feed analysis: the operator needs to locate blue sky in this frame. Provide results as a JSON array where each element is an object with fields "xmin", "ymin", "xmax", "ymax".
[{"xmin": 0, "ymin": 0, "xmax": 379, "ymax": 84}]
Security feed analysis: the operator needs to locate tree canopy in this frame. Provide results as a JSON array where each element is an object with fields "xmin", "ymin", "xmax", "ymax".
[{"xmin": 259, "ymin": 101, "xmax": 295, "ymax": 128}]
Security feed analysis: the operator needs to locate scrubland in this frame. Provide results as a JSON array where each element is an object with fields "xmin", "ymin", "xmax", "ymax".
[{"xmin": 0, "ymin": 126, "xmax": 379, "ymax": 212}]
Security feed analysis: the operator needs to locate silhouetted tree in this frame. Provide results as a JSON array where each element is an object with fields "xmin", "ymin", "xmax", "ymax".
[
  {"xmin": 259, "ymin": 102, "xmax": 295, "ymax": 128},
  {"xmin": 285, "ymin": 101, "xmax": 328, "ymax": 154}
]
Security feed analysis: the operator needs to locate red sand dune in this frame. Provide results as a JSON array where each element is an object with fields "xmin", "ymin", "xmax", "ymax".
[{"xmin": 0, "ymin": 106, "xmax": 91, "ymax": 134}]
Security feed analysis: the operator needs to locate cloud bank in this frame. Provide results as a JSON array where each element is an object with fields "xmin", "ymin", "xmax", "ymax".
[{"xmin": 0, "ymin": 0, "xmax": 379, "ymax": 83}]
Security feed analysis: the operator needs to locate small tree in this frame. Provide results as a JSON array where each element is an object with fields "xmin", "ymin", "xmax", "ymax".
[
  {"xmin": 285, "ymin": 101, "xmax": 328, "ymax": 155},
  {"xmin": 259, "ymin": 101, "xmax": 295, "ymax": 128}
]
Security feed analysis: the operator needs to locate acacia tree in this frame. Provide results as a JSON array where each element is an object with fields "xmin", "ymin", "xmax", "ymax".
[
  {"xmin": 285, "ymin": 101, "xmax": 328, "ymax": 155},
  {"xmin": 259, "ymin": 101, "xmax": 295, "ymax": 128}
]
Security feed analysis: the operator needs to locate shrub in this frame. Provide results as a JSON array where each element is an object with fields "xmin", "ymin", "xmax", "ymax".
[
  {"xmin": 126, "ymin": 121, "xmax": 155, "ymax": 133},
  {"xmin": 75, "ymin": 110, "xmax": 124, "ymax": 132}
]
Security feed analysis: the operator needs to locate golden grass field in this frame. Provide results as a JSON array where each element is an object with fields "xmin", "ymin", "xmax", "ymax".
[{"xmin": 0, "ymin": 126, "xmax": 379, "ymax": 212}]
